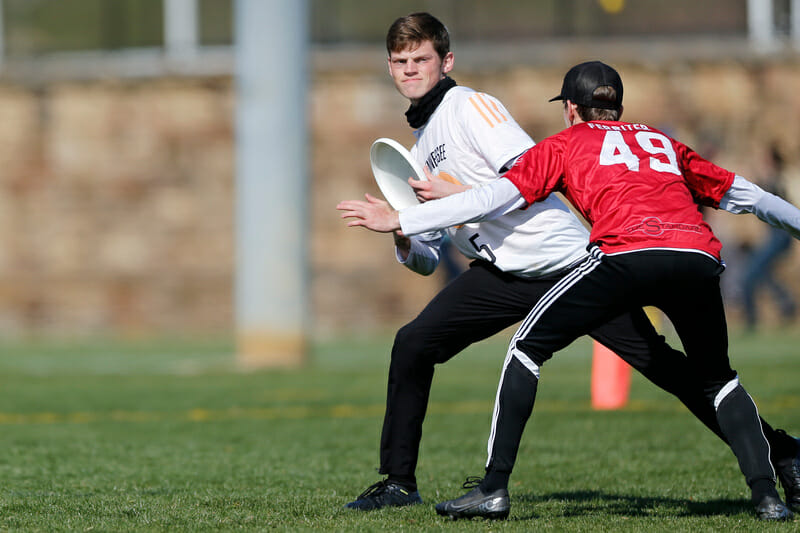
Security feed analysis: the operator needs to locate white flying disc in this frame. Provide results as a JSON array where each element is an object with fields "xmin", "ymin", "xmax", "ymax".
[{"xmin": 370, "ymin": 137, "xmax": 427, "ymax": 210}]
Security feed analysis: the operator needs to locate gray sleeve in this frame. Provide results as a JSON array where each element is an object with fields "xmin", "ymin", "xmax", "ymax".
[
  {"xmin": 396, "ymin": 232, "xmax": 443, "ymax": 276},
  {"xmin": 719, "ymin": 175, "xmax": 800, "ymax": 239},
  {"xmin": 398, "ymin": 178, "xmax": 525, "ymax": 236}
]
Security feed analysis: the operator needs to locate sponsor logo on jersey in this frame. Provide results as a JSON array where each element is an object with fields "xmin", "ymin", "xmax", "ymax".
[
  {"xmin": 624, "ymin": 216, "xmax": 702, "ymax": 236},
  {"xmin": 426, "ymin": 144, "xmax": 446, "ymax": 170}
]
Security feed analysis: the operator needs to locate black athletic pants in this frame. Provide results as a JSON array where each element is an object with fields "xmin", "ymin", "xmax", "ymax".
[
  {"xmin": 487, "ymin": 248, "xmax": 775, "ymax": 489},
  {"xmin": 378, "ymin": 258, "xmax": 782, "ymax": 484}
]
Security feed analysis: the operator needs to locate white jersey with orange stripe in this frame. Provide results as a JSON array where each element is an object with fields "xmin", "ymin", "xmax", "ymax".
[{"xmin": 403, "ymin": 86, "xmax": 589, "ymax": 278}]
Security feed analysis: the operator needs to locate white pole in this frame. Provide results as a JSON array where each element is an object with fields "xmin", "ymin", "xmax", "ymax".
[
  {"xmin": 748, "ymin": 0, "xmax": 776, "ymax": 50},
  {"xmin": 234, "ymin": 0, "xmax": 309, "ymax": 368},
  {"xmin": 164, "ymin": 0, "xmax": 198, "ymax": 60},
  {"xmin": 0, "ymin": 0, "xmax": 5, "ymax": 70}
]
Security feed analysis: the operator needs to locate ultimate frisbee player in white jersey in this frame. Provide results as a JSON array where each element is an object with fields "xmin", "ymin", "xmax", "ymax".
[{"xmin": 338, "ymin": 13, "xmax": 800, "ymax": 516}]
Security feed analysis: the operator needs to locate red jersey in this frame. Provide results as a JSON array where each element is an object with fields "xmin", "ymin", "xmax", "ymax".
[{"xmin": 505, "ymin": 121, "xmax": 735, "ymax": 259}]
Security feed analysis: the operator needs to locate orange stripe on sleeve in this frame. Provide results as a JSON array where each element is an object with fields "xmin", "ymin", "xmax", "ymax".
[
  {"xmin": 490, "ymin": 99, "xmax": 507, "ymax": 122},
  {"xmin": 469, "ymin": 96, "xmax": 495, "ymax": 128},
  {"xmin": 477, "ymin": 93, "xmax": 503, "ymax": 124}
]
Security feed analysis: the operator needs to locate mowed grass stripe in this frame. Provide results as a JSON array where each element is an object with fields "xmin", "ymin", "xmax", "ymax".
[{"xmin": 0, "ymin": 394, "xmax": 797, "ymax": 425}]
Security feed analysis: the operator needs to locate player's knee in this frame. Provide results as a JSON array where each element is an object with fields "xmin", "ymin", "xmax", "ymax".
[
  {"xmin": 394, "ymin": 322, "xmax": 423, "ymax": 350},
  {"xmin": 713, "ymin": 377, "xmax": 742, "ymax": 410},
  {"xmin": 390, "ymin": 323, "xmax": 435, "ymax": 370},
  {"xmin": 513, "ymin": 338, "xmax": 551, "ymax": 368},
  {"xmin": 392, "ymin": 321, "xmax": 457, "ymax": 369}
]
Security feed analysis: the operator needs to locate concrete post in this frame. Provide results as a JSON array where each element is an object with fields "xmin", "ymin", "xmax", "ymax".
[
  {"xmin": 748, "ymin": 0, "xmax": 777, "ymax": 51},
  {"xmin": 164, "ymin": 0, "xmax": 199, "ymax": 61},
  {"xmin": 234, "ymin": 0, "xmax": 309, "ymax": 368}
]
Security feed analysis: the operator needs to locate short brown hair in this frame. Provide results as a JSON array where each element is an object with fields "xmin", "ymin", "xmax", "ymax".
[
  {"xmin": 575, "ymin": 86, "xmax": 621, "ymax": 121},
  {"xmin": 386, "ymin": 12, "xmax": 450, "ymax": 59}
]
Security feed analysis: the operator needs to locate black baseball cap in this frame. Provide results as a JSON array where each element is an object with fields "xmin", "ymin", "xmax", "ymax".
[{"xmin": 549, "ymin": 61, "xmax": 623, "ymax": 110}]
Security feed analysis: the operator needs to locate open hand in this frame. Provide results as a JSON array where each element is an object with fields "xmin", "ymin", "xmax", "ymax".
[{"xmin": 336, "ymin": 193, "xmax": 402, "ymax": 233}]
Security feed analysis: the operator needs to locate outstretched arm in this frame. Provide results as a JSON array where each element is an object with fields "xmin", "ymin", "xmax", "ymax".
[
  {"xmin": 336, "ymin": 178, "xmax": 526, "ymax": 235},
  {"xmin": 720, "ymin": 176, "xmax": 800, "ymax": 239},
  {"xmin": 400, "ymin": 178, "xmax": 526, "ymax": 235},
  {"xmin": 337, "ymin": 178, "xmax": 524, "ymax": 236}
]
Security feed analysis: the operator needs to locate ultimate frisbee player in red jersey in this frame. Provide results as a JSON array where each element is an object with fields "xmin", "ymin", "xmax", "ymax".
[{"xmin": 340, "ymin": 61, "xmax": 800, "ymax": 521}]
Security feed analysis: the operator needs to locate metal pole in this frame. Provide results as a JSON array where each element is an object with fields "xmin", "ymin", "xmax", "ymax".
[
  {"xmin": 0, "ymin": 0, "xmax": 5, "ymax": 70},
  {"xmin": 234, "ymin": 0, "xmax": 309, "ymax": 368},
  {"xmin": 164, "ymin": 0, "xmax": 198, "ymax": 60},
  {"xmin": 748, "ymin": 0, "xmax": 776, "ymax": 50}
]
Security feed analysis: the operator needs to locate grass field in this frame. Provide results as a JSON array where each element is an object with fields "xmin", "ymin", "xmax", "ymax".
[{"xmin": 0, "ymin": 328, "xmax": 798, "ymax": 531}]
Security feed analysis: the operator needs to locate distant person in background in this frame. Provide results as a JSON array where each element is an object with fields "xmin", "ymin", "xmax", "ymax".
[{"xmin": 741, "ymin": 145, "xmax": 796, "ymax": 330}]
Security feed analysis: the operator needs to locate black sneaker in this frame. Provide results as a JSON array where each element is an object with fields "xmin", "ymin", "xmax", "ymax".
[
  {"xmin": 754, "ymin": 492, "xmax": 794, "ymax": 521},
  {"xmin": 435, "ymin": 477, "xmax": 510, "ymax": 520},
  {"xmin": 344, "ymin": 479, "xmax": 422, "ymax": 511},
  {"xmin": 776, "ymin": 434, "xmax": 800, "ymax": 511}
]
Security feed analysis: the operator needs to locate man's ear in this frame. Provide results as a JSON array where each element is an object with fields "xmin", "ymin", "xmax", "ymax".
[
  {"xmin": 442, "ymin": 51, "xmax": 454, "ymax": 75},
  {"xmin": 565, "ymin": 100, "xmax": 578, "ymax": 126}
]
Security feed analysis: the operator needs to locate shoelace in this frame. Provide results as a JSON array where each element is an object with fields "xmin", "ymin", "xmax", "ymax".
[
  {"xmin": 462, "ymin": 476, "xmax": 483, "ymax": 489},
  {"xmin": 356, "ymin": 479, "xmax": 389, "ymax": 499}
]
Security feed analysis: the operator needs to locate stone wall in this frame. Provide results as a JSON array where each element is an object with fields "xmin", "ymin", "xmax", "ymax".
[
  {"xmin": 1, "ymin": 59, "xmax": 799, "ymax": 338},
  {"xmin": 0, "ymin": 78, "xmax": 235, "ymax": 336}
]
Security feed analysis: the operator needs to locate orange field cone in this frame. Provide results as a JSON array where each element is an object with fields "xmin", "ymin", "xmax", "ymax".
[
  {"xmin": 590, "ymin": 308, "xmax": 661, "ymax": 409},
  {"xmin": 591, "ymin": 341, "xmax": 631, "ymax": 410},
  {"xmin": 592, "ymin": 307, "xmax": 662, "ymax": 409}
]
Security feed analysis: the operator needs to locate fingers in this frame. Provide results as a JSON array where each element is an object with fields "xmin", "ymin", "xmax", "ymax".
[
  {"xmin": 339, "ymin": 209, "xmax": 362, "ymax": 220},
  {"xmin": 409, "ymin": 177, "xmax": 431, "ymax": 191},
  {"xmin": 338, "ymin": 205, "xmax": 371, "ymax": 226},
  {"xmin": 364, "ymin": 193, "xmax": 388, "ymax": 206},
  {"xmin": 412, "ymin": 180, "xmax": 435, "ymax": 202},
  {"xmin": 336, "ymin": 199, "xmax": 368, "ymax": 211},
  {"xmin": 336, "ymin": 199, "xmax": 367, "ymax": 220},
  {"xmin": 337, "ymin": 195, "xmax": 389, "ymax": 209}
]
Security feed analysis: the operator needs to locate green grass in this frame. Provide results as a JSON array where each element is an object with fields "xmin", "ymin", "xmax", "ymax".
[{"xmin": 0, "ymin": 328, "xmax": 797, "ymax": 531}]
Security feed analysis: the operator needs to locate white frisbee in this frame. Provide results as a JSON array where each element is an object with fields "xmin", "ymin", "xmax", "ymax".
[{"xmin": 370, "ymin": 137, "xmax": 427, "ymax": 210}]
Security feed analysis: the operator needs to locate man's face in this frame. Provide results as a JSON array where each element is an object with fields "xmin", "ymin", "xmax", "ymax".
[{"xmin": 388, "ymin": 40, "xmax": 453, "ymax": 105}]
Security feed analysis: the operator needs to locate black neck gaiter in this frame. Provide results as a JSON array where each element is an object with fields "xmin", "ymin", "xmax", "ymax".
[{"xmin": 405, "ymin": 76, "xmax": 457, "ymax": 128}]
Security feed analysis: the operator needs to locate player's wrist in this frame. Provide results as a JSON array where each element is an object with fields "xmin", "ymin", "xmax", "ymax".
[{"xmin": 393, "ymin": 230, "xmax": 411, "ymax": 251}]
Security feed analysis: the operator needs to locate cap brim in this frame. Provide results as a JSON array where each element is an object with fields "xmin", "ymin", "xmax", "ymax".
[{"xmin": 548, "ymin": 95, "xmax": 564, "ymax": 102}]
